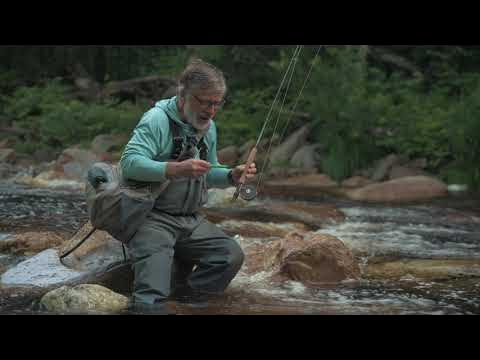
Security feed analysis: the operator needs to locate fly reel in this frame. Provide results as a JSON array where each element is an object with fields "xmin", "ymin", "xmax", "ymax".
[{"xmin": 239, "ymin": 185, "xmax": 257, "ymax": 201}]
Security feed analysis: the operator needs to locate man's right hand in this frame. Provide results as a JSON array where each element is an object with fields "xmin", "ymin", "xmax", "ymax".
[{"xmin": 166, "ymin": 159, "xmax": 211, "ymax": 179}]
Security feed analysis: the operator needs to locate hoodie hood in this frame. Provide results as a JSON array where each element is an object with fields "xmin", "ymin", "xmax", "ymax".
[{"xmin": 155, "ymin": 97, "xmax": 211, "ymax": 138}]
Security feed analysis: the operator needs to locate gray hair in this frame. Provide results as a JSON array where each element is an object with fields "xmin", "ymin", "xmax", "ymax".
[{"xmin": 177, "ymin": 58, "xmax": 227, "ymax": 97}]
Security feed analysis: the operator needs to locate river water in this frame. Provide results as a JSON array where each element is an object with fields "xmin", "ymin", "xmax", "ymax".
[{"xmin": 1, "ymin": 182, "xmax": 479, "ymax": 315}]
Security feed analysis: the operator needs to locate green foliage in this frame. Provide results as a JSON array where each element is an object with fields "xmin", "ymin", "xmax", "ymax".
[
  {"xmin": 137, "ymin": 47, "xmax": 191, "ymax": 78},
  {"xmin": 2, "ymin": 45, "xmax": 480, "ymax": 189},
  {"xmin": 215, "ymin": 87, "xmax": 276, "ymax": 148},
  {"xmin": 302, "ymin": 47, "xmax": 381, "ymax": 181},
  {"xmin": 2, "ymin": 80, "xmax": 144, "ymax": 154}
]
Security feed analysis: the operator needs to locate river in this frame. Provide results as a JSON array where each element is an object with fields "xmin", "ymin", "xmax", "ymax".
[{"xmin": 1, "ymin": 182, "xmax": 479, "ymax": 315}]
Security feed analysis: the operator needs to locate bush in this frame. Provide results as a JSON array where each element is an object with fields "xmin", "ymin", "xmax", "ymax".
[{"xmin": 2, "ymin": 80, "xmax": 144, "ymax": 154}]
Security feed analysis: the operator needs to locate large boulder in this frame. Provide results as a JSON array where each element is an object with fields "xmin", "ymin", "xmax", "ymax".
[
  {"xmin": 346, "ymin": 176, "xmax": 449, "ymax": 203},
  {"xmin": 40, "ymin": 284, "xmax": 129, "ymax": 314},
  {"xmin": 270, "ymin": 125, "xmax": 311, "ymax": 165},
  {"xmin": 290, "ymin": 144, "xmax": 320, "ymax": 171},
  {"xmin": 245, "ymin": 232, "xmax": 361, "ymax": 284},
  {"xmin": 371, "ymin": 154, "xmax": 401, "ymax": 182}
]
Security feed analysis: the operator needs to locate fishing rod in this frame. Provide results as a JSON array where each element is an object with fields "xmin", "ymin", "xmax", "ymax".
[{"xmin": 232, "ymin": 45, "xmax": 323, "ymax": 202}]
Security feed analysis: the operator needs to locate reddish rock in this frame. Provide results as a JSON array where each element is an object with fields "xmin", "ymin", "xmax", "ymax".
[
  {"xmin": 341, "ymin": 176, "xmax": 375, "ymax": 188},
  {"xmin": 244, "ymin": 232, "xmax": 361, "ymax": 285},
  {"xmin": 0, "ymin": 232, "xmax": 67, "ymax": 256},
  {"xmin": 346, "ymin": 176, "xmax": 448, "ymax": 203}
]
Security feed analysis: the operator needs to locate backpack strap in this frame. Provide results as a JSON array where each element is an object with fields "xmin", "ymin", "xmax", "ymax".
[{"xmin": 167, "ymin": 114, "xmax": 184, "ymax": 160}]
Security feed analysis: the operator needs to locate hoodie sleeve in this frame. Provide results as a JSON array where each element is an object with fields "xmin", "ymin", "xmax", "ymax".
[
  {"xmin": 120, "ymin": 110, "xmax": 169, "ymax": 183},
  {"xmin": 206, "ymin": 122, "xmax": 233, "ymax": 189}
]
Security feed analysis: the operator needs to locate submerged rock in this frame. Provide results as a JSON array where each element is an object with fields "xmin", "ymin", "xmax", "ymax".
[{"xmin": 366, "ymin": 259, "xmax": 480, "ymax": 281}]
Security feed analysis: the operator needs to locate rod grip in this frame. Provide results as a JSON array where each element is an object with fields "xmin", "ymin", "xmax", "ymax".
[{"xmin": 240, "ymin": 147, "xmax": 257, "ymax": 184}]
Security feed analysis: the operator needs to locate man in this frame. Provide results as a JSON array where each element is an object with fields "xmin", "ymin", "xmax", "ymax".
[{"xmin": 120, "ymin": 58, "xmax": 256, "ymax": 309}]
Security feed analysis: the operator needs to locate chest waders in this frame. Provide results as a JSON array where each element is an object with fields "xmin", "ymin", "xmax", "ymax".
[{"xmin": 60, "ymin": 114, "xmax": 208, "ymax": 264}]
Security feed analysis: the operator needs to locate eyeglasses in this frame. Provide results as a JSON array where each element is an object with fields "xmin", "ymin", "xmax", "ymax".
[{"xmin": 192, "ymin": 94, "xmax": 226, "ymax": 110}]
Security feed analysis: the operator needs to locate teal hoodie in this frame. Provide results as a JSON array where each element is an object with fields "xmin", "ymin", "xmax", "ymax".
[{"xmin": 120, "ymin": 97, "xmax": 231, "ymax": 188}]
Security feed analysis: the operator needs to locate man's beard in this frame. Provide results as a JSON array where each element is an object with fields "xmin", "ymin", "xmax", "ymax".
[{"xmin": 184, "ymin": 106, "xmax": 212, "ymax": 132}]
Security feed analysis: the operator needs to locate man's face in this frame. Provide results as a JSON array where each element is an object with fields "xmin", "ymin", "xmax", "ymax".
[{"xmin": 181, "ymin": 90, "xmax": 225, "ymax": 131}]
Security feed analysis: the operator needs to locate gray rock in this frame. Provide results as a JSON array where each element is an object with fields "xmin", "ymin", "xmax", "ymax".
[
  {"xmin": 1, "ymin": 249, "xmax": 84, "ymax": 288},
  {"xmin": 290, "ymin": 144, "xmax": 320, "ymax": 170},
  {"xmin": 270, "ymin": 125, "xmax": 311, "ymax": 165},
  {"xmin": 371, "ymin": 154, "xmax": 400, "ymax": 182}
]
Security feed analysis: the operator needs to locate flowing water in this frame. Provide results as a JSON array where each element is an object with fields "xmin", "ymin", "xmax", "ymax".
[{"xmin": 1, "ymin": 182, "xmax": 479, "ymax": 315}]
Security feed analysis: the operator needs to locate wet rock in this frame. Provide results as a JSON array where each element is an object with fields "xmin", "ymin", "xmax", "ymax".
[
  {"xmin": 346, "ymin": 176, "xmax": 449, "ymax": 203},
  {"xmin": 366, "ymin": 259, "xmax": 480, "ymax": 281},
  {"xmin": 217, "ymin": 146, "xmax": 239, "ymax": 167},
  {"xmin": 371, "ymin": 154, "xmax": 400, "ymax": 182},
  {"xmin": 341, "ymin": 176, "xmax": 375, "ymax": 188},
  {"xmin": 0, "ymin": 232, "xmax": 66, "ymax": 256},
  {"xmin": 270, "ymin": 125, "xmax": 311, "ymax": 165},
  {"xmin": 245, "ymin": 232, "xmax": 361, "ymax": 284},
  {"xmin": 202, "ymin": 202, "xmax": 345, "ymax": 230},
  {"xmin": 40, "ymin": 284, "xmax": 129, "ymax": 314},
  {"xmin": 0, "ymin": 149, "xmax": 16, "ymax": 164},
  {"xmin": 1, "ymin": 249, "xmax": 85, "ymax": 288},
  {"xmin": 14, "ymin": 170, "xmax": 85, "ymax": 191},
  {"xmin": 261, "ymin": 174, "xmax": 342, "ymax": 200}
]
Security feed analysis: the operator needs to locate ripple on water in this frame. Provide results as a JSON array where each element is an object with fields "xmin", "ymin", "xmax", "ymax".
[{"xmin": 319, "ymin": 205, "xmax": 480, "ymax": 259}]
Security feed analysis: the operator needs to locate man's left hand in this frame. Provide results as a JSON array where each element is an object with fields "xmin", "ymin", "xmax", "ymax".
[{"xmin": 231, "ymin": 163, "xmax": 257, "ymax": 185}]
